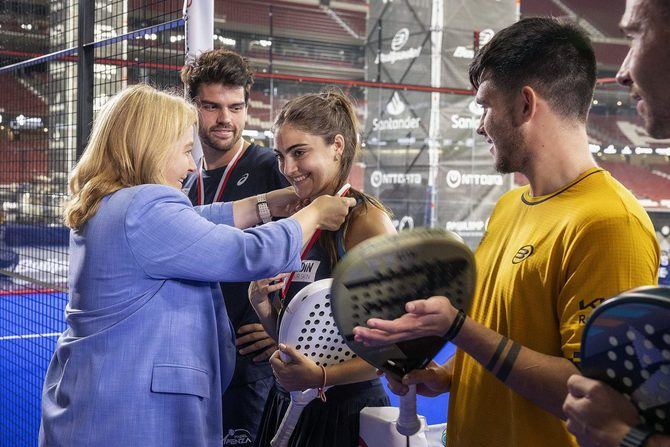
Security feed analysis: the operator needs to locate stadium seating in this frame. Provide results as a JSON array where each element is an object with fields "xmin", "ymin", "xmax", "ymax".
[
  {"xmin": 0, "ymin": 74, "xmax": 47, "ymax": 116},
  {"xmin": 599, "ymin": 161, "xmax": 670, "ymax": 201}
]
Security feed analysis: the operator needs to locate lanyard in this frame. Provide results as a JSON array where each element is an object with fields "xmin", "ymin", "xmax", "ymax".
[
  {"xmin": 281, "ymin": 183, "xmax": 351, "ymax": 300},
  {"xmin": 195, "ymin": 141, "xmax": 246, "ymax": 206}
]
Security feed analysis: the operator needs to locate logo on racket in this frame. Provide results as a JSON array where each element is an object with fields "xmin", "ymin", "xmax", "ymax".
[{"xmin": 512, "ymin": 245, "xmax": 534, "ymax": 264}]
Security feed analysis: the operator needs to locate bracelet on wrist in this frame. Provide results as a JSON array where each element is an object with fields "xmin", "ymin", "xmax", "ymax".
[
  {"xmin": 316, "ymin": 365, "xmax": 327, "ymax": 402},
  {"xmin": 443, "ymin": 309, "xmax": 466, "ymax": 341}
]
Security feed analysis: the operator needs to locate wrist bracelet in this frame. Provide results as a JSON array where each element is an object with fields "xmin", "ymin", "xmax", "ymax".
[
  {"xmin": 443, "ymin": 309, "xmax": 466, "ymax": 341},
  {"xmin": 619, "ymin": 425, "xmax": 654, "ymax": 447},
  {"xmin": 316, "ymin": 365, "xmax": 327, "ymax": 402}
]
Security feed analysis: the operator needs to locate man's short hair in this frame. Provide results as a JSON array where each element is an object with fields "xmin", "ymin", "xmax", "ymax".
[
  {"xmin": 180, "ymin": 49, "xmax": 254, "ymax": 103},
  {"xmin": 469, "ymin": 17, "xmax": 596, "ymax": 122}
]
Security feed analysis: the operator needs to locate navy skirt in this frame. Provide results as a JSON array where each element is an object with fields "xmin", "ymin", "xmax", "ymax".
[{"xmin": 254, "ymin": 379, "xmax": 390, "ymax": 447}]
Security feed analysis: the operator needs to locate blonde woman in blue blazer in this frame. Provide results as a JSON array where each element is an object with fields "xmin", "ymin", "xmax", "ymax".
[{"xmin": 39, "ymin": 84, "xmax": 355, "ymax": 447}]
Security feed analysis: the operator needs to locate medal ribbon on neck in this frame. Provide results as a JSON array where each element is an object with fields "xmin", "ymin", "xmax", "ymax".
[
  {"xmin": 195, "ymin": 140, "xmax": 246, "ymax": 206},
  {"xmin": 281, "ymin": 183, "xmax": 351, "ymax": 300}
]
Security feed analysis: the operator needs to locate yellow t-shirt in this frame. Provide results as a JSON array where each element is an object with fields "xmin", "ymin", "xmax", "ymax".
[{"xmin": 447, "ymin": 167, "xmax": 659, "ymax": 447}]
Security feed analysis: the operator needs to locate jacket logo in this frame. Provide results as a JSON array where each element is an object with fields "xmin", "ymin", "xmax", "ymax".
[
  {"xmin": 237, "ymin": 173, "xmax": 249, "ymax": 186},
  {"xmin": 223, "ymin": 428, "xmax": 252, "ymax": 445},
  {"xmin": 512, "ymin": 245, "xmax": 534, "ymax": 264}
]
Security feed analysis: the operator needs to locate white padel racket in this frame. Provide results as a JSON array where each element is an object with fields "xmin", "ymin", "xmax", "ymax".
[{"xmin": 270, "ymin": 278, "xmax": 356, "ymax": 447}]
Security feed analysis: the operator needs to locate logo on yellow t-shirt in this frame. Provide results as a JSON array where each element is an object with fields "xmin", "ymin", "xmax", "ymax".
[{"xmin": 512, "ymin": 245, "xmax": 534, "ymax": 264}]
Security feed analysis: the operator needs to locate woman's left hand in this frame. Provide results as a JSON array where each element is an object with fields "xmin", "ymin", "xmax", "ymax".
[
  {"xmin": 266, "ymin": 187, "xmax": 310, "ymax": 218},
  {"xmin": 269, "ymin": 343, "xmax": 323, "ymax": 391}
]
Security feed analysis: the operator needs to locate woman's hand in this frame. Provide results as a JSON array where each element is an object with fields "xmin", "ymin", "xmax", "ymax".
[
  {"xmin": 309, "ymin": 195, "xmax": 356, "ymax": 231},
  {"xmin": 269, "ymin": 344, "xmax": 323, "ymax": 391},
  {"xmin": 248, "ymin": 273, "xmax": 288, "ymax": 308},
  {"xmin": 248, "ymin": 274, "xmax": 288, "ymax": 340},
  {"xmin": 289, "ymin": 195, "xmax": 355, "ymax": 246},
  {"xmin": 266, "ymin": 187, "xmax": 309, "ymax": 217}
]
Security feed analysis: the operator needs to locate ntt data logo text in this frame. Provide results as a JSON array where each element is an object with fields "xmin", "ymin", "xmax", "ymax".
[
  {"xmin": 445, "ymin": 170, "xmax": 503, "ymax": 188},
  {"xmin": 370, "ymin": 170, "xmax": 422, "ymax": 188}
]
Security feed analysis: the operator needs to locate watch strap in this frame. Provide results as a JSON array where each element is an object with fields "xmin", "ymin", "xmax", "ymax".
[
  {"xmin": 620, "ymin": 425, "xmax": 654, "ymax": 447},
  {"xmin": 256, "ymin": 193, "xmax": 272, "ymax": 224}
]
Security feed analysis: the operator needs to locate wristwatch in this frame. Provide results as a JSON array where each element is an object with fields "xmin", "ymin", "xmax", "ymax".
[
  {"xmin": 619, "ymin": 425, "xmax": 654, "ymax": 447},
  {"xmin": 256, "ymin": 193, "xmax": 272, "ymax": 224}
]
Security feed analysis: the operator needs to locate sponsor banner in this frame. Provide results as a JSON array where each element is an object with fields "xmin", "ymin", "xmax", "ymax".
[
  {"xmin": 363, "ymin": 0, "xmax": 517, "ymax": 249},
  {"xmin": 366, "ymin": 2, "xmax": 432, "ymax": 85},
  {"xmin": 370, "ymin": 170, "xmax": 423, "ymax": 188},
  {"xmin": 446, "ymin": 219, "xmax": 487, "ymax": 234},
  {"xmin": 365, "ymin": 89, "xmax": 428, "ymax": 140},
  {"xmin": 440, "ymin": 1, "xmax": 517, "ymax": 90},
  {"xmin": 392, "ymin": 215, "xmax": 415, "ymax": 232},
  {"xmin": 374, "ymin": 27, "xmax": 424, "ymax": 65},
  {"xmin": 444, "ymin": 170, "xmax": 504, "ymax": 189}
]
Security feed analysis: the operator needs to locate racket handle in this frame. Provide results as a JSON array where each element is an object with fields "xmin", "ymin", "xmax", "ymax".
[
  {"xmin": 396, "ymin": 384, "xmax": 421, "ymax": 437},
  {"xmin": 270, "ymin": 400, "xmax": 305, "ymax": 447},
  {"xmin": 279, "ymin": 350, "xmax": 291, "ymax": 363}
]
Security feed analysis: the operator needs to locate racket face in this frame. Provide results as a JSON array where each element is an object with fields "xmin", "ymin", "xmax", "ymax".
[
  {"xmin": 279, "ymin": 278, "xmax": 356, "ymax": 367},
  {"xmin": 581, "ymin": 286, "xmax": 670, "ymax": 434},
  {"xmin": 330, "ymin": 228, "xmax": 476, "ymax": 379}
]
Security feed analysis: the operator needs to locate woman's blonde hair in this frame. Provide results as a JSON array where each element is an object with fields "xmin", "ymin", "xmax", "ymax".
[{"xmin": 64, "ymin": 84, "xmax": 197, "ymax": 230}]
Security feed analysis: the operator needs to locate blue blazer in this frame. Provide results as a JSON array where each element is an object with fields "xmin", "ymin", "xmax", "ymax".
[{"xmin": 39, "ymin": 185, "xmax": 302, "ymax": 446}]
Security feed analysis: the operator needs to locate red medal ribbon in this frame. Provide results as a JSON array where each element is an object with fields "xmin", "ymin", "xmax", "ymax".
[
  {"xmin": 281, "ymin": 183, "xmax": 351, "ymax": 300},
  {"xmin": 195, "ymin": 141, "xmax": 246, "ymax": 206}
]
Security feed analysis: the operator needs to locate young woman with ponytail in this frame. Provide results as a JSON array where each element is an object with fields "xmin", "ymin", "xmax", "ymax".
[{"xmin": 250, "ymin": 90, "xmax": 396, "ymax": 447}]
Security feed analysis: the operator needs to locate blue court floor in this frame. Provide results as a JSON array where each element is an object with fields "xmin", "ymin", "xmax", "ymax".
[{"xmin": 0, "ymin": 286, "xmax": 453, "ymax": 446}]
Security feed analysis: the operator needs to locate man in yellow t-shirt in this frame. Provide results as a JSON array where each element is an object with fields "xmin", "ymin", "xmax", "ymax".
[{"xmin": 352, "ymin": 17, "xmax": 660, "ymax": 447}]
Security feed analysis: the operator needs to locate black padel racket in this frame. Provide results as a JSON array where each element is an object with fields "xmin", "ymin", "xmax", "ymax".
[
  {"xmin": 581, "ymin": 285, "xmax": 670, "ymax": 434},
  {"xmin": 330, "ymin": 228, "xmax": 476, "ymax": 437}
]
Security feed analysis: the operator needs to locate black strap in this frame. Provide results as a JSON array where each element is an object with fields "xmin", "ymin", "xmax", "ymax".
[{"xmin": 443, "ymin": 309, "xmax": 466, "ymax": 341}]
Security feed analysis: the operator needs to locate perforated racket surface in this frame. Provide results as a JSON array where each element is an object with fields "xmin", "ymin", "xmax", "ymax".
[
  {"xmin": 279, "ymin": 278, "xmax": 356, "ymax": 367},
  {"xmin": 271, "ymin": 278, "xmax": 356, "ymax": 447},
  {"xmin": 331, "ymin": 228, "xmax": 476, "ymax": 379},
  {"xmin": 581, "ymin": 286, "xmax": 670, "ymax": 434}
]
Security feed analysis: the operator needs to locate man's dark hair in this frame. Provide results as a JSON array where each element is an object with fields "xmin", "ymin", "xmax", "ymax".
[
  {"xmin": 651, "ymin": 0, "xmax": 670, "ymax": 19},
  {"xmin": 180, "ymin": 48, "xmax": 254, "ymax": 103},
  {"xmin": 469, "ymin": 17, "xmax": 596, "ymax": 122}
]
